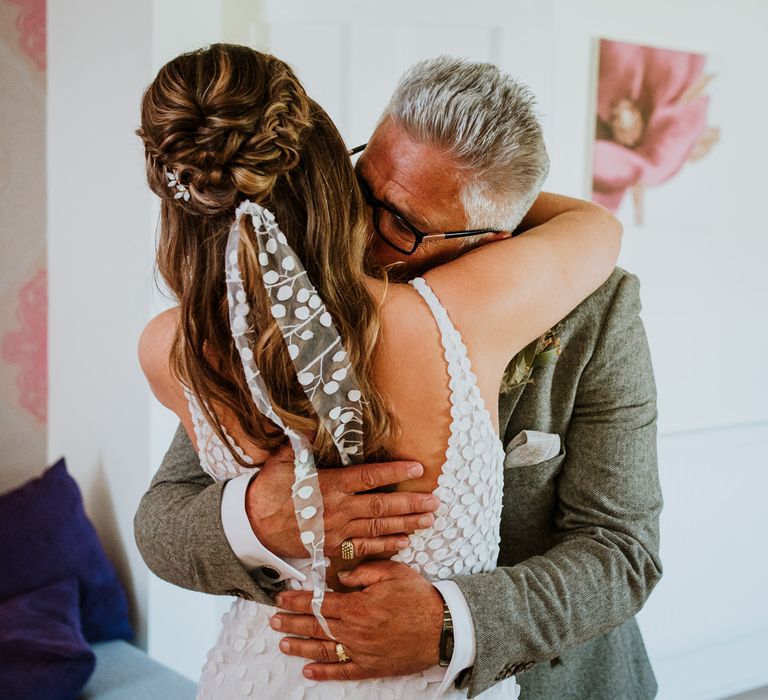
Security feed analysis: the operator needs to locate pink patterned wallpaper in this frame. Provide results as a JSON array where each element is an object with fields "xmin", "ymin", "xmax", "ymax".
[
  {"xmin": 5, "ymin": 0, "xmax": 46, "ymax": 69},
  {"xmin": 1, "ymin": 269, "xmax": 47, "ymax": 423},
  {"xmin": 0, "ymin": 0, "xmax": 47, "ymax": 484}
]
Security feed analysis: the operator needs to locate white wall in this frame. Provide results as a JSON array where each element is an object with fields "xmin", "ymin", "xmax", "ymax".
[
  {"xmin": 47, "ymin": 0, "xmax": 156, "ymax": 647},
  {"xmin": 47, "ymin": 1, "xmax": 768, "ymax": 696},
  {"xmin": 546, "ymin": 3, "xmax": 768, "ymax": 698}
]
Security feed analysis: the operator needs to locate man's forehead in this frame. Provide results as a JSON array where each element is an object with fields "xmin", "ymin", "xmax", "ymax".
[
  {"xmin": 358, "ymin": 124, "xmax": 464, "ymax": 228},
  {"xmin": 356, "ymin": 153, "xmax": 432, "ymax": 229}
]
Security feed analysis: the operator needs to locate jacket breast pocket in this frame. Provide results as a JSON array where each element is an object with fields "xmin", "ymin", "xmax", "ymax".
[
  {"xmin": 503, "ymin": 435, "xmax": 566, "ymax": 487},
  {"xmin": 504, "ymin": 430, "xmax": 562, "ymax": 468}
]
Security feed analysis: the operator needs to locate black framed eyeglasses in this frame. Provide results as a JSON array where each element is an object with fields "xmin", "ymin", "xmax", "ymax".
[{"xmin": 349, "ymin": 143, "xmax": 507, "ymax": 256}]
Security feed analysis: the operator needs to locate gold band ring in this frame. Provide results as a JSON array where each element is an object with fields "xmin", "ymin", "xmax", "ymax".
[
  {"xmin": 340, "ymin": 539, "xmax": 355, "ymax": 560},
  {"xmin": 336, "ymin": 642, "xmax": 351, "ymax": 663}
]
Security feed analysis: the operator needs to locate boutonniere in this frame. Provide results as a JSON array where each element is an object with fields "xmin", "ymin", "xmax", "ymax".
[{"xmin": 502, "ymin": 328, "xmax": 561, "ymax": 393}]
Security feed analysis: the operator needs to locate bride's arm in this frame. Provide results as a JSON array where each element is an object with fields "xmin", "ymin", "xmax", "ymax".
[
  {"xmin": 138, "ymin": 308, "xmax": 190, "ymax": 421},
  {"xmin": 513, "ymin": 191, "xmax": 601, "ymax": 234},
  {"xmin": 423, "ymin": 193, "xmax": 622, "ymax": 364}
]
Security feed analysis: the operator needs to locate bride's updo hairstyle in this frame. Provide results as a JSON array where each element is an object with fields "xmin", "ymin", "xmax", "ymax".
[{"xmin": 137, "ymin": 43, "xmax": 394, "ymax": 465}]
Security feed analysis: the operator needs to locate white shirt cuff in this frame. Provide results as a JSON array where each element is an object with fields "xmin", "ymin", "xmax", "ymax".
[
  {"xmin": 220, "ymin": 473, "xmax": 306, "ymax": 584},
  {"xmin": 423, "ymin": 579, "xmax": 476, "ymax": 694}
]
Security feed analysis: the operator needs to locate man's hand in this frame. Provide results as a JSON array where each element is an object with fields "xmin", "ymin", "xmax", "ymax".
[
  {"xmin": 247, "ymin": 447, "xmax": 439, "ymax": 559},
  {"xmin": 269, "ymin": 560, "xmax": 444, "ymax": 680}
]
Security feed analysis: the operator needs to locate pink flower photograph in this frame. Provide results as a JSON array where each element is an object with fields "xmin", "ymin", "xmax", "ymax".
[{"xmin": 591, "ymin": 38, "xmax": 720, "ymax": 226}]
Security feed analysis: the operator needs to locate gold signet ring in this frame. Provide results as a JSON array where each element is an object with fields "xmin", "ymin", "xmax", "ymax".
[{"xmin": 340, "ymin": 539, "xmax": 355, "ymax": 560}]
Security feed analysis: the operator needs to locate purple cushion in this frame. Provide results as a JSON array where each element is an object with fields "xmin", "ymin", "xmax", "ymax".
[
  {"xmin": 0, "ymin": 458, "xmax": 133, "ymax": 643},
  {"xmin": 0, "ymin": 577, "xmax": 96, "ymax": 700}
]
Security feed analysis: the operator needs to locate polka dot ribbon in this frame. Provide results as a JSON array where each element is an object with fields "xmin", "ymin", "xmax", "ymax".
[{"xmin": 224, "ymin": 200, "xmax": 365, "ymax": 637}]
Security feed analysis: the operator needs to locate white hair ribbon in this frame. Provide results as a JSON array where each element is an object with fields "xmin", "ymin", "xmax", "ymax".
[{"xmin": 224, "ymin": 200, "xmax": 364, "ymax": 637}]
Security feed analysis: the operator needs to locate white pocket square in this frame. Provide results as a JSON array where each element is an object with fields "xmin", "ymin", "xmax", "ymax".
[{"xmin": 505, "ymin": 430, "xmax": 561, "ymax": 468}]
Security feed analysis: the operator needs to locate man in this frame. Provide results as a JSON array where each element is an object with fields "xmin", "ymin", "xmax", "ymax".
[{"xmin": 135, "ymin": 57, "xmax": 662, "ymax": 699}]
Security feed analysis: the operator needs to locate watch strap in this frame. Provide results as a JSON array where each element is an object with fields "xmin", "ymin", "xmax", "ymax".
[{"xmin": 439, "ymin": 602, "xmax": 454, "ymax": 667}]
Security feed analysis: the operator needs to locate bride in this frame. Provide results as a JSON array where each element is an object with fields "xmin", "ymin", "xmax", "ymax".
[{"xmin": 136, "ymin": 44, "xmax": 621, "ymax": 698}]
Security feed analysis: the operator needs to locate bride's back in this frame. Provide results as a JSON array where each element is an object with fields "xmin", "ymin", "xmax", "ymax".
[
  {"xmin": 140, "ymin": 261, "xmax": 509, "ymax": 594},
  {"xmin": 367, "ymin": 277, "xmax": 504, "ymax": 496},
  {"xmin": 144, "ymin": 270, "xmax": 503, "ymax": 497}
]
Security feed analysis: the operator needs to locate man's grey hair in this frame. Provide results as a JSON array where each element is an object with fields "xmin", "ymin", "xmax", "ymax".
[{"xmin": 382, "ymin": 56, "xmax": 549, "ymax": 233}]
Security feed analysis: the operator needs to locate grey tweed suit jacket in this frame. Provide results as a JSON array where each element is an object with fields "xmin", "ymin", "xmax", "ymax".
[{"xmin": 134, "ymin": 267, "xmax": 663, "ymax": 699}]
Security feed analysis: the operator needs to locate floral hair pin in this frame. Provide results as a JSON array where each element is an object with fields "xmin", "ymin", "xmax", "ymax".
[{"xmin": 166, "ymin": 169, "xmax": 190, "ymax": 201}]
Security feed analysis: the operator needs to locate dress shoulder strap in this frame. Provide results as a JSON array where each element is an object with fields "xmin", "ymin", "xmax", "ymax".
[{"xmin": 408, "ymin": 276, "xmax": 478, "ymax": 390}]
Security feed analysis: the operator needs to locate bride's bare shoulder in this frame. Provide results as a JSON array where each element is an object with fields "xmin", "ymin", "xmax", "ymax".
[
  {"xmin": 138, "ymin": 307, "xmax": 182, "ymax": 411},
  {"xmin": 364, "ymin": 275, "xmax": 442, "ymax": 372},
  {"xmin": 364, "ymin": 275, "xmax": 430, "ymax": 327}
]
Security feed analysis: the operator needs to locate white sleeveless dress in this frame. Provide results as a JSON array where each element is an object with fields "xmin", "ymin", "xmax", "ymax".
[{"xmin": 191, "ymin": 277, "xmax": 519, "ymax": 699}]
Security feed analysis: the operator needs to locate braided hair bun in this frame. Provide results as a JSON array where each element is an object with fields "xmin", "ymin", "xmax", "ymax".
[{"xmin": 137, "ymin": 44, "xmax": 312, "ymax": 217}]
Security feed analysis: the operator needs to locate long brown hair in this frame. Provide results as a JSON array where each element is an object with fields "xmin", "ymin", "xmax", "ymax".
[{"xmin": 137, "ymin": 43, "xmax": 395, "ymax": 465}]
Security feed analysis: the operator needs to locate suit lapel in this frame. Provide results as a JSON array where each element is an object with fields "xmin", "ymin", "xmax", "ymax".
[{"xmin": 498, "ymin": 381, "xmax": 528, "ymax": 445}]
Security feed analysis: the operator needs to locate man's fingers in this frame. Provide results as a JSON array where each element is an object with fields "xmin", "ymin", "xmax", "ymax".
[
  {"xmin": 349, "ymin": 491, "xmax": 439, "ymax": 520},
  {"xmin": 338, "ymin": 535, "xmax": 410, "ymax": 559},
  {"xmin": 338, "ymin": 461, "xmax": 424, "ymax": 494},
  {"xmin": 275, "ymin": 591, "xmax": 347, "ymax": 618},
  {"xmin": 337, "ymin": 559, "xmax": 412, "ymax": 588},
  {"xmin": 278, "ymin": 637, "xmax": 340, "ymax": 663},
  {"xmin": 303, "ymin": 661, "xmax": 367, "ymax": 682},
  {"xmin": 345, "ymin": 512, "xmax": 435, "ymax": 540},
  {"xmin": 269, "ymin": 613, "xmax": 337, "ymax": 641}
]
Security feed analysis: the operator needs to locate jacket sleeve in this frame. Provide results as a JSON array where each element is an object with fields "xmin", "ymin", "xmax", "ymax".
[
  {"xmin": 455, "ymin": 273, "xmax": 664, "ymax": 698},
  {"xmin": 133, "ymin": 423, "xmax": 277, "ymax": 604}
]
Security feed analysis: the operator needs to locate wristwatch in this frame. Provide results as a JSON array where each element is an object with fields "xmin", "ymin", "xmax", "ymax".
[{"xmin": 439, "ymin": 602, "xmax": 454, "ymax": 667}]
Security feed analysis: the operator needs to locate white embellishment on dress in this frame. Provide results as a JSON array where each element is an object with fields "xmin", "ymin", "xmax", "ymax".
[{"xmin": 389, "ymin": 278, "xmax": 504, "ymax": 582}]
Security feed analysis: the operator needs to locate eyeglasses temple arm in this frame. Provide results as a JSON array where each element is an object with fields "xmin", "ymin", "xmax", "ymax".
[{"xmin": 423, "ymin": 229, "xmax": 509, "ymax": 241}]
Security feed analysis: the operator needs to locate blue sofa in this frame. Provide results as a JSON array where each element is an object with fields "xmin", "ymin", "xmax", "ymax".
[{"xmin": 80, "ymin": 640, "xmax": 196, "ymax": 700}]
